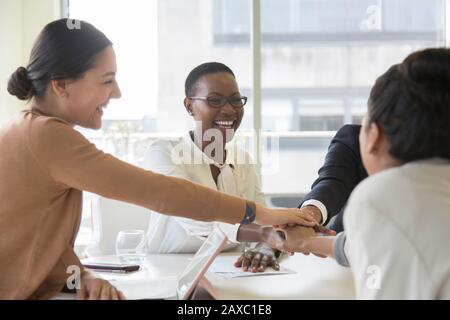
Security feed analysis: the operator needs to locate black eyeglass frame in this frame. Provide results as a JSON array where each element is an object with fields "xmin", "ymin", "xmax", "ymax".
[{"xmin": 188, "ymin": 95, "xmax": 248, "ymax": 108}]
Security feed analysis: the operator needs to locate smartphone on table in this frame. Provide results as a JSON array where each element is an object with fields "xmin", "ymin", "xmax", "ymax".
[{"xmin": 83, "ymin": 262, "xmax": 140, "ymax": 273}]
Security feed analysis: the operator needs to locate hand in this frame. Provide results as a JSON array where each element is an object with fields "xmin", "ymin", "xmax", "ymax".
[
  {"xmin": 274, "ymin": 223, "xmax": 336, "ymax": 235},
  {"xmin": 254, "ymin": 203, "xmax": 318, "ymax": 227},
  {"xmin": 76, "ymin": 272, "xmax": 126, "ymax": 300},
  {"xmin": 300, "ymin": 205, "xmax": 323, "ymax": 224},
  {"xmin": 234, "ymin": 243, "xmax": 280, "ymax": 273},
  {"xmin": 300, "ymin": 236, "xmax": 336, "ymax": 258},
  {"xmin": 312, "ymin": 224, "xmax": 337, "ymax": 236},
  {"xmin": 275, "ymin": 225, "xmax": 317, "ymax": 253},
  {"xmin": 258, "ymin": 226, "xmax": 286, "ymax": 251}
]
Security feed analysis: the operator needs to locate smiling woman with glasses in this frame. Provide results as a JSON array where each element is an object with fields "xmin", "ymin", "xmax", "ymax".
[{"xmin": 141, "ymin": 62, "xmax": 296, "ymax": 273}]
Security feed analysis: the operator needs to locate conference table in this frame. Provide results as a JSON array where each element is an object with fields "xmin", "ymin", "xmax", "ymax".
[{"xmin": 57, "ymin": 252, "xmax": 355, "ymax": 300}]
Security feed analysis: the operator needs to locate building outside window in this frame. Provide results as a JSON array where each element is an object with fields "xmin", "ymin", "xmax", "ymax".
[{"xmin": 66, "ymin": 0, "xmax": 446, "ymax": 250}]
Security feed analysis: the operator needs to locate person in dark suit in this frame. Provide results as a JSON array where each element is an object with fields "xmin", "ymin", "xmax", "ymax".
[{"xmin": 299, "ymin": 124, "xmax": 368, "ymax": 232}]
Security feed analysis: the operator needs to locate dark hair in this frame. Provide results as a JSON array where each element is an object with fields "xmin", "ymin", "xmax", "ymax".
[
  {"xmin": 185, "ymin": 62, "xmax": 235, "ymax": 97},
  {"xmin": 367, "ymin": 48, "xmax": 450, "ymax": 162},
  {"xmin": 7, "ymin": 18, "xmax": 112, "ymax": 100}
]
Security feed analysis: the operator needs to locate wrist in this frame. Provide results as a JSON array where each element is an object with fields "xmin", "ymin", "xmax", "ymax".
[
  {"xmin": 305, "ymin": 205, "xmax": 323, "ymax": 224},
  {"xmin": 252, "ymin": 203, "xmax": 265, "ymax": 225},
  {"xmin": 261, "ymin": 226, "xmax": 275, "ymax": 243},
  {"xmin": 241, "ymin": 201, "xmax": 256, "ymax": 225},
  {"xmin": 305, "ymin": 236, "xmax": 335, "ymax": 257},
  {"xmin": 261, "ymin": 226, "xmax": 285, "ymax": 250},
  {"xmin": 236, "ymin": 223, "xmax": 264, "ymax": 242}
]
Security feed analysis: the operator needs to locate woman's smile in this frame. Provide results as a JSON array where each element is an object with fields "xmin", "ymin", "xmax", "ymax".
[
  {"xmin": 213, "ymin": 119, "xmax": 236, "ymax": 130},
  {"xmin": 95, "ymin": 102, "xmax": 109, "ymax": 117}
]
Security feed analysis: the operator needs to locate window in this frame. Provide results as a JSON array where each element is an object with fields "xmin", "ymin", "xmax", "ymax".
[
  {"xmin": 68, "ymin": 0, "xmax": 447, "ymax": 192},
  {"xmin": 67, "ymin": 0, "xmax": 446, "ymax": 252},
  {"xmin": 214, "ymin": 0, "xmax": 444, "ymax": 44},
  {"xmin": 258, "ymin": 0, "xmax": 445, "ymax": 193},
  {"xmin": 68, "ymin": 0, "xmax": 253, "ymax": 153}
]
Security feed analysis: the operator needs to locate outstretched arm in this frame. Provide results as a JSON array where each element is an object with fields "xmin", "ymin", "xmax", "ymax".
[{"xmin": 30, "ymin": 118, "xmax": 314, "ymax": 227}]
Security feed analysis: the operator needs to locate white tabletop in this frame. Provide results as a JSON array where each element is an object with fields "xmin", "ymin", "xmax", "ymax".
[
  {"xmin": 76, "ymin": 252, "xmax": 355, "ymax": 300},
  {"xmin": 208, "ymin": 253, "xmax": 355, "ymax": 299}
]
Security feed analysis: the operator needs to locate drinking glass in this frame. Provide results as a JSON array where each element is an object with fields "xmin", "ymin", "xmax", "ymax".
[{"xmin": 115, "ymin": 229, "xmax": 146, "ymax": 265}]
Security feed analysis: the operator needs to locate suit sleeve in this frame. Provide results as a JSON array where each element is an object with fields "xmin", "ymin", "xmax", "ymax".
[{"xmin": 300, "ymin": 125, "xmax": 365, "ymax": 226}]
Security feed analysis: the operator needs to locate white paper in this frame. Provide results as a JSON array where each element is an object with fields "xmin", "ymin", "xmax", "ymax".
[
  {"xmin": 208, "ymin": 255, "xmax": 296, "ymax": 278},
  {"xmin": 109, "ymin": 276, "xmax": 177, "ymax": 300}
]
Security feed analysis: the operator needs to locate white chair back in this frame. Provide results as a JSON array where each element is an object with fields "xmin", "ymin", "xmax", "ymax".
[{"xmin": 86, "ymin": 196, "xmax": 151, "ymax": 257}]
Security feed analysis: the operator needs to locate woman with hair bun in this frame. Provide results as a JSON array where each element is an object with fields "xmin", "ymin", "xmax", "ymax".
[
  {"xmin": 279, "ymin": 48, "xmax": 450, "ymax": 299},
  {"xmin": 7, "ymin": 67, "xmax": 34, "ymax": 100},
  {"xmin": 0, "ymin": 19, "xmax": 318, "ymax": 300}
]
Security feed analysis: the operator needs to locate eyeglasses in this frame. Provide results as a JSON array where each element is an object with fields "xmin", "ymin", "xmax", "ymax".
[{"xmin": 188, "ymin": 95, "xmax": 248, "ymax": 108}]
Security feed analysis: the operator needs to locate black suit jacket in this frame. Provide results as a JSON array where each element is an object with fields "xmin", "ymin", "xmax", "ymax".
[{"xmin": 300, "ymin": 124, "xmax": 368, "ymax": 233}]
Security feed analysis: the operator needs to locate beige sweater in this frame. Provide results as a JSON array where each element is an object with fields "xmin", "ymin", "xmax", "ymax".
[{"xmin": 0, "ymin": 109, "xmax": 247, "ymax": 299}]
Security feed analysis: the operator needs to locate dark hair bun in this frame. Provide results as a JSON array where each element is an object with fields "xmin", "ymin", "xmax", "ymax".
[
  {"xmin": 370, "ymin": 48, "xmax": 450, "ymax": 162},
  {"xmin": 403, "ymin": 48, "xmax": 450, "ymax": 88},
  {"xmin": 7, "ymin": 66, "xmax": 34, "ymax": 100}
]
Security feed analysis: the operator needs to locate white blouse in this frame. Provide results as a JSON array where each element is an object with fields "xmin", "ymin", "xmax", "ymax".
[{"xmin": 141, "ymin": 133, "xmax": 266, "ymax": 253}]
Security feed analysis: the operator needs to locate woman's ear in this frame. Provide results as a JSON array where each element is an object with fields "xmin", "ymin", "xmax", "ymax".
[
  {"xmin": 50, "ymin": 79, "xmax": 69, "ymax": 98},
  {"xmin": 184, "ymin": 97, "xmax": 193, "ymax": 116},
  {"xmin": 366, "ymin": 122, "xmax": 382, "ymax": 155}
]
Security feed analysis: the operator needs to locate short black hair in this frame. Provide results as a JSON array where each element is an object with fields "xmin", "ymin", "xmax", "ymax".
[
  {"xmin": 368, "ymin": 47, "xmax": 450, "ymax": 162},
  {"xmin": 185, "ymin": 62, "xmax": 235, "ymax": 97},
  {"xmin": 8, "ymin": 18, "xmax": 112, "ymax": 100}
]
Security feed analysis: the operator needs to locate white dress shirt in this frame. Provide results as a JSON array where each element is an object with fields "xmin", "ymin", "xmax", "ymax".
[
  {"xmin": 141, "ymin": 133, "xmax": 265, "ymax": 253},
  {"xmin": 343, "ymin": 158, "xmax": 450, "ymax": 299}
]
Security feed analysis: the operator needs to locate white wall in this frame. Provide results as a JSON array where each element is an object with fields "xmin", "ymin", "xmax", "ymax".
[{"xmin": 0, "ymin": 0, "xmax": 61, "ymax": 124}]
